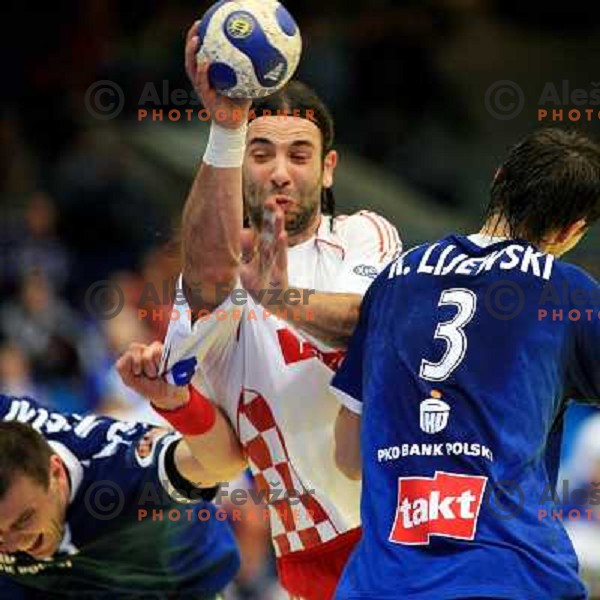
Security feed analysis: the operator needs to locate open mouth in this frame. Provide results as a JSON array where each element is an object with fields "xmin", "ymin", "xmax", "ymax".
[
  {"xmin": 273, "ymin": 195, "xmax": 294, "ymax": 207},
  {"xmin": 25, "ymin": 533, "xmax": 44, "ymax": 555}
]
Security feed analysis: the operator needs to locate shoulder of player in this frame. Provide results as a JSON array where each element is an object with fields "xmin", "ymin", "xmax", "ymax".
[
  {"xmin": 333, "ymin": 210, "xmax": 401, "ymax": 252},
  {"xmin": 553, "ymin": 259, "xmax": 599, "ymax": 291}
]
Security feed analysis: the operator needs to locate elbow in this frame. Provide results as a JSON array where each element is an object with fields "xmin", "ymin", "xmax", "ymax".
[
  {"xmin": 197, "ymin": 457, "xmax": 247, "ymax": 488},
  {"xmin": 221, "ymin": 455, "xmax": 248, "ymax": 483},
  {"xmin": 338, "ymin": 297, "xmax": 362, "ymax": 345},
  {"xmin": 184, "ymin": 262, "xmax": 239, "ymax": 288},
  {"xmin": 182, "ymin": 264, "xmax": 239, "ymax": 311}
]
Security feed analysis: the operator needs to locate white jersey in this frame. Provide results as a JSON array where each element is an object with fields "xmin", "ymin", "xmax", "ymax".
[{"xmin": 161, "ymin": 211, "xmax": 401, "ymax": 557}]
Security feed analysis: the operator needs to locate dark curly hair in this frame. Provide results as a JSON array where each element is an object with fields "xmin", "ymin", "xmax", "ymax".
[{"xmin": 487, "ymin": 128, "xmax": 600, "ymax": 243}]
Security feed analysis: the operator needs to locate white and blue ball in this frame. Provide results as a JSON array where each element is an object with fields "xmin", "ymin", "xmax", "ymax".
[{"xmin": 196, "ymin": 0, "xmax": 302, "ymax": 98}]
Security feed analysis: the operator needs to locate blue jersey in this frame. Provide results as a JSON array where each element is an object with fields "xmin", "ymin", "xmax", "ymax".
[
  {"xmin": 0, "ymin": 395, "xmax": 240, "ymax": 598},
  {"xmin": 332, "ymin": 234, "xmax": 600, "ymax": 600}
]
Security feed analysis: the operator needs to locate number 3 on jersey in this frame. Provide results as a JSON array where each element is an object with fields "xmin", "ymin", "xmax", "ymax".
[{"xmin": 419, "ymin": 288, "xmax": 477, "ymax": 382}]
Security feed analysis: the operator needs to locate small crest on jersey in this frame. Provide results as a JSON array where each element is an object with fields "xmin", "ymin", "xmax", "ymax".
[
  {"xmin": 225, "ymin": 12, "xmax": 255, "ymax": 39},
  {"xmin": 353, "ymin": 264, "xmax": 378, "ymax": 280},
  {"xmin": 420, "ymin": 391, "xmax": 450, "ymax": 434},
  {"xmin": 135, "ymin": 427, "xmax": 169, "ymax": 464}
]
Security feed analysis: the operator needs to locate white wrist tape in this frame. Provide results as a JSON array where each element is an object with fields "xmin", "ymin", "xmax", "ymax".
[{"xmin": 203, "ymin": 121, "xmax": 248, "ymax": 168}]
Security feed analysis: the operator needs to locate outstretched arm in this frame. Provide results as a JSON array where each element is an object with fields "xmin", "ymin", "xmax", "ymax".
[
  {"xmin": 240, "ymin": 201, "xmax": 361, "ymax": 346},
  {"xmin": 241, "ymin": 206, "xmax": 400, "ymax": 348},
  {"xmin": 181, "ymin": 24, "xmax": 251, "ymax": 312},
  {"xmin": 117, "ymin": 342, "xmax": 246, "ymax": 487}
]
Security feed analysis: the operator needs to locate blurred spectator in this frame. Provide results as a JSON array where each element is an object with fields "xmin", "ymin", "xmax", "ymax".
[
  {"xmin": 17, "ymin": 191, "xmax": 70, "ymax": 291},
  {"xmin": 560, "ymin": 413, "xmax": 600, "ymax": 595},
  {"xmin": 0, "ymin": 192, "xmax": 70, "ymax": 295},
  {"xmin": 1, "ymin": 271, "xmax": 81, "ymax": 376},
  {"xmin": 0, "ymin": 113, "xmax": 38, "ymax": 196},
  {"xmin": 140, "ymin": 242, "xmax": 182, "ymax": 340},
  {"xmin": 94, "ymin": 270, "xmax": 165, "ymax": 423},
  {"xmin": 54, "ymin": 130, "xmax": 168, "ymax": 294},
  {"xmin": 0, "ymin": 340, "xmax": 46, "ymax": 402},
  {"xmin": 0, "ymin": 271, "xmax": 89, "ymax": 412}
]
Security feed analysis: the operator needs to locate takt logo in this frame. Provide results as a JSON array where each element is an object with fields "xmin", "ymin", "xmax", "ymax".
[{"xmin": 389, "ymin": 471, "xmax": 487, "ymax": 545}]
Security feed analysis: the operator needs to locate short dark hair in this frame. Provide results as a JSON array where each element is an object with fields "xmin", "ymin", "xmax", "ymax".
[
  {"xmin": 487, "ymin": 128, "xmax": 600, "ymax": 244},
  {"xmin": 250, "ymin": 80, "xmax": 335, "ymax": 156},
  {"xmin": 249, "ymin": 81, "xmax": 337, "ymax": 219},
  {"xmin": 0, "ymin": 422, "xmax": 53, "ymax": 500}
]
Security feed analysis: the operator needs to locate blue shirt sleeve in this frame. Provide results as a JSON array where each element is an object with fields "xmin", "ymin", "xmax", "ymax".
[
  {"xmin": 330, "ymin": 274, "xmax": 379, "ymax": 414},
  {"xmin": 565, "ymin": 268, "xmax": 600, "ymax": 402}
]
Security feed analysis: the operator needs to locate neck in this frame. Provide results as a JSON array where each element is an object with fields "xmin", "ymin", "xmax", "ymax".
[
  {"xmin": 58, "ymin": 459, "xmax": 71, "ymax": 508},
  {"xmin": 478, "ymin": 215, "xmax": 512, "ymax": 239},
  {"xmin": 287, "ymin": 213, "xmax": 322, "ymax": 247}
]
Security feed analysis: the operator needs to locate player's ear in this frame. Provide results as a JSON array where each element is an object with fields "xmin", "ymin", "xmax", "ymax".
[
  {"xmin": 48, "ymin": 454, "xmax": 63, "ymax": 485},
  {"xmin": 322, "ymin": 149, "xmax": 338, "ymax": 189},
  {"xmin": 544, "ymin": 218, "xmax": 588, "ymax": 256},
  {"xmin": 557, "ymin": 218, "xmax": 587, "ymax": 244}
]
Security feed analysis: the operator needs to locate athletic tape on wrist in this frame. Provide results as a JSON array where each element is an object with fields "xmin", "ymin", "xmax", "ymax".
[
  {"xmin": 203, "ymin": 121, "xmax": 248, "ymax": 168},
  {"xmin": 151, "ymin": 385, "xmax": 217, "ymax": 436}
]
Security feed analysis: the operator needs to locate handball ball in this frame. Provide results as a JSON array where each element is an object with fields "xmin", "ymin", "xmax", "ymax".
[{"xmin": 196, "ymin": 0, "xmax": 302, "ymax": 98}]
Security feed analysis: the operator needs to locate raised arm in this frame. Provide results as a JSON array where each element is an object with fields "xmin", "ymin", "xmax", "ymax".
[
  {"xmin": 117, "ymin": 342, "xmax": 246, "ymax": 487},
  {"xmin": 182, "ymin": 24, "xmax": 251, "ymax": 311}
]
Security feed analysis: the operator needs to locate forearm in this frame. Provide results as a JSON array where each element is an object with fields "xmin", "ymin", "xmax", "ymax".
[
  {"xmin": 182, "ymin": 124, "xmax": 247, "ymax": 311},
  {"xmin": 276, "ymin": 290, "xmax": 361, "ymax": 348},
  {"xmin": 174, "ymin": 408, "xmax": 247, "ymax": 487},
  {"xmin": 334, "ymin": 406, "xmax": 362, "ymax": 480},
  {"xmin": 151, "ymin": 385, "xmax": 246, "ymax": 487}
]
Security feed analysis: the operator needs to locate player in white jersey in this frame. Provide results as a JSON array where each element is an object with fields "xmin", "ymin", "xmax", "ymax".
[{"xmin": 122, "ymin": 23, "xmax": 401, "ymax": 600}]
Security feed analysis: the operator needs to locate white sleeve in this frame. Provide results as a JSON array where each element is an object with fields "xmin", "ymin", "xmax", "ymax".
[
  {"xmin": 333, "ymin": 211, "xmax": 402, "ymax": 294},
  {"xmin": 159, "ymin": 274, "xmax": 245, "ymax": 407}
]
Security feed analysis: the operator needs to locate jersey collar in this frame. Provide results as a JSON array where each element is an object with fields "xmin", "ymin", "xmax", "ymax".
[
  {"xmin": 467, "ymin": 233, "xmax": 509, "ymax": 247},
  {"xmin": 48, "ymin": 441, "xmax": 84, "ymax": 503}
]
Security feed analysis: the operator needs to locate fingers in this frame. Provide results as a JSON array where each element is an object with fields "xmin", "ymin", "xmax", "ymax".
[
  {"xmin": 186, "ymin": 20, "xmax": 200, "ymax": 46},
  {"xmin": 257, "ymin": 202, "xmax": 286, "ymax": 280},
  {"xmin": 261, "ymin": 200, "xmax": 284, "ymax": 244},
  {"xmin": 147, "ymin": 341, "xmax": 164, "ymax": 374},
  {"xmin": 184, "ymin": 21, "xmax": 201, "ymax": 83},
  {"xmin": 117, "ymin": 342, "xmax": 162, "ymax": 382},
  {"xmin": 273, "ymin": 204, "xmax": 285, "ymax": 239},
  {"xmin": 240, "ymin": 228, "xmax": 257, "ymax": 263},
  {"xmin": 185, "ymin": 36, "xmax": 199, "ymax": 83},
  {"xmin": 274, "ymin": 229, "xmax": 288, "ymax": 277},
  {"xmin": 196, "ymin": 59, "xmax": 215, "ymax": 100},
  {"xmin": 115, "ymin": 352, "xmax": 134, "ymax": 386}
]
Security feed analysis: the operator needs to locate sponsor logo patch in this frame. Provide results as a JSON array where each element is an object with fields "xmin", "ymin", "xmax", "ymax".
[
  {"xmin": 389, "ymin": 471, "xmax": 487, "ymax": 545},
  {"xmin": 420, "ymin": 390, "xmax": 450, "ymax": 434},
  {"xmin": 353, "ymin": 264, "xmax": 378, "ymax": 280},
  {"xmin": 135, "ymin": 427, "xmax": 169, "ymax": 463}
]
